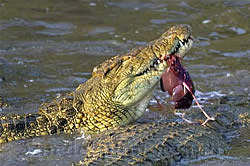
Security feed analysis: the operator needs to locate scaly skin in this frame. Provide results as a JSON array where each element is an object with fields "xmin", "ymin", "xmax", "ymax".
[
  {"xmin": 0, "ymin": 24, "xmax": 193, "ymax": 143},
  {"xmin": 77, "ymin": 123, "xmax": 226, "ymax": 166}
]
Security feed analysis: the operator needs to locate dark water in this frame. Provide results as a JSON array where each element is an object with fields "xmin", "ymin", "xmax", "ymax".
[{"xmin": 0, "ymin": 0, "xmax": 249, "ymax": 165}]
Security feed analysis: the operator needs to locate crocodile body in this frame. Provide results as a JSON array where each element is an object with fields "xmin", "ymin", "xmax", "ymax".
[{"xmin": 78, "ymin": 123, "xmax": 226, "ymax": 166}]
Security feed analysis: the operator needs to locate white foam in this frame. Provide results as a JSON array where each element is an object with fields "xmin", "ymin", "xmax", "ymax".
[{"xmin": 25, "ymin": 149, "xmax": 42, "ymax": 155}]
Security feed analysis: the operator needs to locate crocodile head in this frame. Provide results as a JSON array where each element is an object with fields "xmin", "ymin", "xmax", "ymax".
[
  {"xmin": 81, "ymin": 24, "xmax": 194, "ymax": 128},
  {"xmin": 111, "ymin": 24, "xmax": 193, "ymax": 105}
]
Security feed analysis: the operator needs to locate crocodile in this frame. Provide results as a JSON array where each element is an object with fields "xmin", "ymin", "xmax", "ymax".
[
  {"xmin": 1, "ymin": 24, "xmax": 249, "ymax": 165},
  {"xmin": 0, "ymin": 24, "xmax": 194, "ymax": 144}
]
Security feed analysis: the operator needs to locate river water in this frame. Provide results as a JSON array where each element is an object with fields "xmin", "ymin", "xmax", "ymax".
[{"xmin": 0, "ymin": 0, "xmax": 249, "ymax": 165}]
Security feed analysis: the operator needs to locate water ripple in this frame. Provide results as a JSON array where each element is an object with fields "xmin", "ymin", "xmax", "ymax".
[{"xmin": 0, "ymin": 18, "xmax": 76, "ymax": 36}]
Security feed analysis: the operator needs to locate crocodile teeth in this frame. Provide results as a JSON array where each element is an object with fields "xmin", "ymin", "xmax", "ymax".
[{"xmin": 171, "ymin": 36, "xmax": 193, "ymax": 55}]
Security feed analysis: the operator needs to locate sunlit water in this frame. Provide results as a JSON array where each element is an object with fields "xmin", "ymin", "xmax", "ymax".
[{"xmin": 0, "ymin": 0, "xmax": 249, "ymax": 165}]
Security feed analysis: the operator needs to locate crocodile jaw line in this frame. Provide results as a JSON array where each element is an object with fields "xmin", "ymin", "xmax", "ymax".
[
  {"xmin": 136, "ymin": 35, "xmax": 193, "ymax": 79},
  {"xmin": 134, "ymin": 36, "xmax": 193, "ymax": 78},
  {"xmin": 133, "ymin": 36, "xmax": 193, "ymax": 112},
  {"xmin": 165, "ymin": 36, "xmax": 193, "ymax": 61}
]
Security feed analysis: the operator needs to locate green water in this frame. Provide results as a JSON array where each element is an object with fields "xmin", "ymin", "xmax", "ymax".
[{"xmin": 0, "ymin": 0, "xmax": 249, "ymax": 165}]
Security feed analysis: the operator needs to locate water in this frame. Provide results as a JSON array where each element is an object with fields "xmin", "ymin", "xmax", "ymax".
[{"xmin": 0, "ymin": 0, "xmax": 249, "ymax": 165}]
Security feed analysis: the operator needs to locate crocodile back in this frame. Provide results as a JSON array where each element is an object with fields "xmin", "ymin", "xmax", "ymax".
[{"xmin": 0, "ymin": 93, "xmax": 78, "ymax": 143}]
